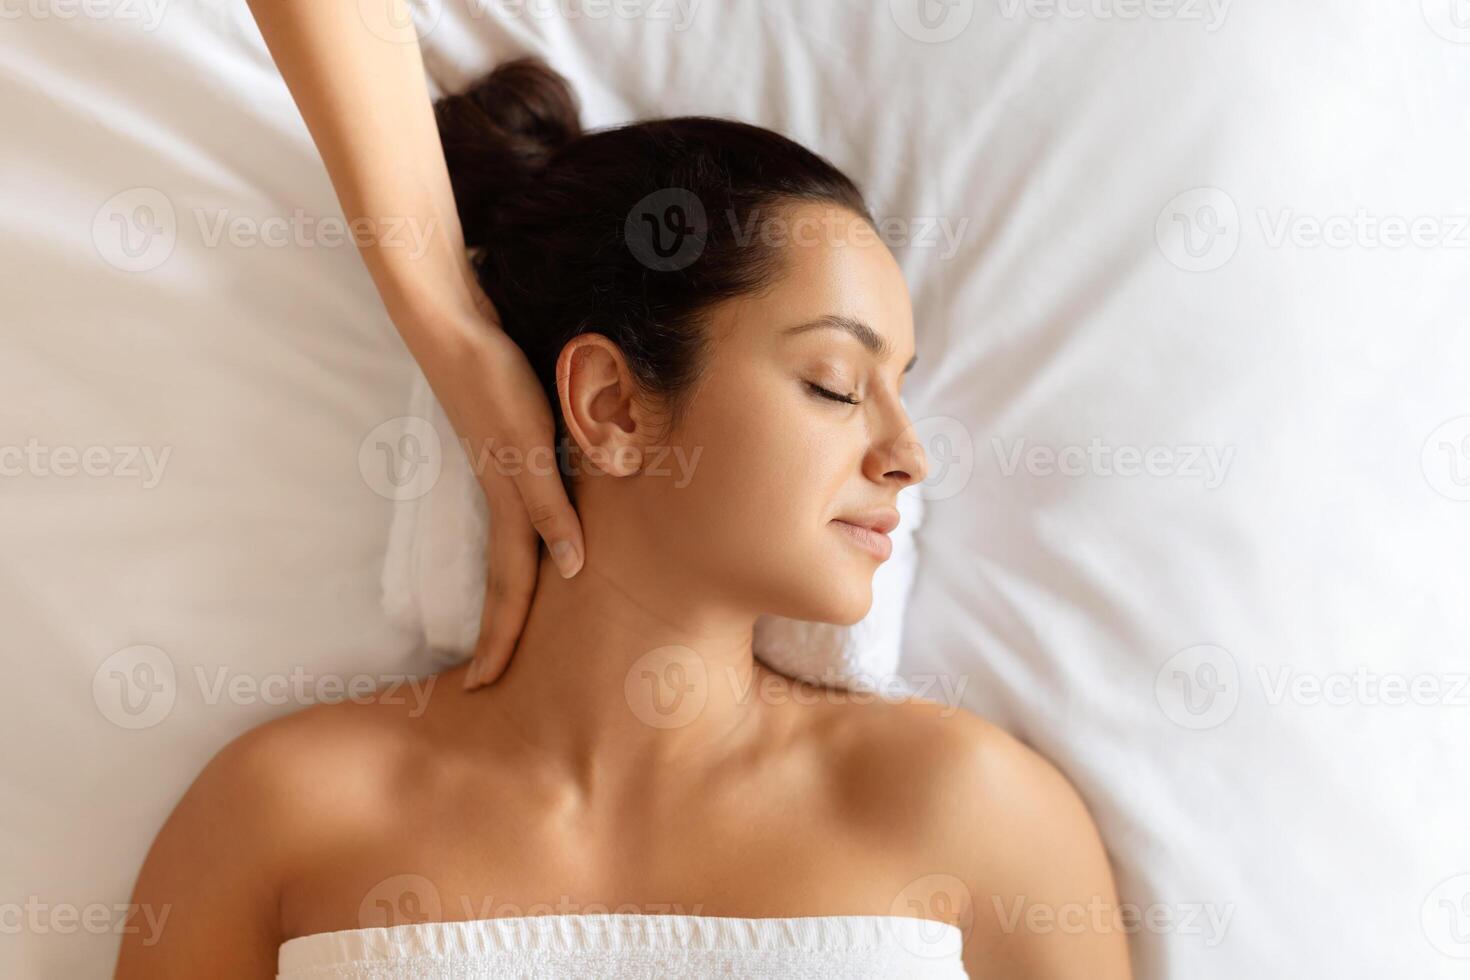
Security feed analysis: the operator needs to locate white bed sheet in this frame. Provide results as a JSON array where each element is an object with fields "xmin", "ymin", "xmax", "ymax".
[{"xmin": 2, "ymin": 1, "xmax": 1468, "ymax": 977}]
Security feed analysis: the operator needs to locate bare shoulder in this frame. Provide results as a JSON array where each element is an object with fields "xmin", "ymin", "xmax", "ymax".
[
  {"xmin": 801, "ymin": 686, "xmax": 1132, "ymax": 978},
  {"xmin": 869, "ymin": 695, "xmax": 1092, "ymax": 832},
  {"xmin": 203, "ymin": 683, "xmax": 449, "ymax": 858},
  {"xmin": 115, "ymin": 693, "xmax": 427, "ymax": 978},
  {"xmin": 799, "ymin": 681, "xmax": 1033, "ymax": 806},
  {"xmin": 219, "ymin": 692, "xmax": 423, "ymax": 815},
  {"xmin": 150, "ymin": 694, "xmax": 420, "ymax": 858}
]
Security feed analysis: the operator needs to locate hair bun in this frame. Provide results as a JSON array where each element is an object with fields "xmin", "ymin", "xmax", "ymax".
[{"xmin": 434, "ymin": 56, "xmax": 583, "ymax": 248}]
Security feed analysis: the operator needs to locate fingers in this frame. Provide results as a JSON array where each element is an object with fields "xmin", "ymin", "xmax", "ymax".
[
  {"xmin": 464, "ymin": 501, "xmax": 539, "ymax": 690},
  {"xmin": 512, "ymin": 460, "xmax": 585, "ymax": 580},
  {"xmin": 474, "ymin": 328, "xmax": 585, "ymax": 579},
  {"xmin": 451, "ymin": 328, "xmax": 583, "ymax": 689}
]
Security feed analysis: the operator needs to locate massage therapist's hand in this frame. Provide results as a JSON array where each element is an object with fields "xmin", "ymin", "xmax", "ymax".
[
  {"xmin": 242, "ymin": 0, "xmax": 584, "ymax": 689},
  {"xmin": 442, "ymin": 302, "xmax": 586, "ymax": 689}
]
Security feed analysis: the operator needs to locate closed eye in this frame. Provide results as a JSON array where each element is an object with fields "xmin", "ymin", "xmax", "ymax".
[{"xmin": 806, "ymin": 381, "xmax": 861, "ymax": 405}]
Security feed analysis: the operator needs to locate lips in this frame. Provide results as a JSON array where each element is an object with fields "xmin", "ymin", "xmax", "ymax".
[
  {"xmin": 830, "ymin": 506, "xmax": 899, "ymax": 561},
  {"xmin": 833, "ymin": 507, "xmax": 900, "ymax": 535}
]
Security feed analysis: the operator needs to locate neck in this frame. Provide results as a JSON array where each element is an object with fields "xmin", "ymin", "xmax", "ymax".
[{"xmin": 475, "ymin": 516, "xmax": 779, "ymax": 783}]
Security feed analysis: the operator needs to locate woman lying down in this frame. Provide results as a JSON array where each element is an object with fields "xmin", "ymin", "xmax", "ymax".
[{"xmin": 114, "ymin": 54, "xmax": 1130, "ymax": 980}]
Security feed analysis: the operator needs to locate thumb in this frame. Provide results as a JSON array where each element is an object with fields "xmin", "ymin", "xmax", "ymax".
[{"xmin": 513, "ymin": 461, "xmax": 584, "ymax": 579}]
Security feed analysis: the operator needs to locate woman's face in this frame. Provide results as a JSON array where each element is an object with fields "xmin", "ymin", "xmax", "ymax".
[{"xmin": 609, "ymin": 200, "xmax": 928, "ymax": 626}]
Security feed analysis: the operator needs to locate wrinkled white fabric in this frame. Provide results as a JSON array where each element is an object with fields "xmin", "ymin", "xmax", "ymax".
[
  {"xmin": 10, "ymin": 3, "xmax": 1470, "ymax": 979},
  {"xmin": 276, "ymin": 914, "xmax": 968, "ymax": 980}
]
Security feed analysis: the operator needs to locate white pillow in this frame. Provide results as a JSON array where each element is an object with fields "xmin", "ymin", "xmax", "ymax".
[
  {"xmin": 411, "ymin": 12, "xmax": 1470, "ymax": 978},
  {"xmin": 380, "ymin": 368, "xmax": 926, "ymax": 691}
]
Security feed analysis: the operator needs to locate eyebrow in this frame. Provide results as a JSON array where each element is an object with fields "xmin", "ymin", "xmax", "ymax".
[{"xmin": 781, "ymin": 314, "xmax": 918, "ymax": 373}]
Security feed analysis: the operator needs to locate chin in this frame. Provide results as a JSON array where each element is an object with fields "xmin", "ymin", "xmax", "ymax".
[
  {"xmin": 826, "ymin": 596, "xmax": 873, "ymax": 626},
  {"xmin": 780, "ymin": 574, "xmax": 874, "ymax": 626}
]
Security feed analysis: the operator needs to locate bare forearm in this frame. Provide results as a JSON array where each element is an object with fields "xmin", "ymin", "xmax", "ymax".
[
  {"xmin": 239, "ymin": 1, "xmax": 587, "ymax": 667},
  {"xmin": 245, "ymin": 0, "xmax": 488, "ymax": 355}
]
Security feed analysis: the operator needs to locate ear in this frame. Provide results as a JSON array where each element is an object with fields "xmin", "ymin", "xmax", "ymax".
[{"xmin": 554, "ymin": 332, "xmax": 661, "ymax": 478}]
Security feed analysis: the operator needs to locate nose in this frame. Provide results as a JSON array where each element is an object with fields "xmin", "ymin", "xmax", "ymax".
[{"xmin": 866, "ymin": 398, "xmax": 929, "ymax": 489}]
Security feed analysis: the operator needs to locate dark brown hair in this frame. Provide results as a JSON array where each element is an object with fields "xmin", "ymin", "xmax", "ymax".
[{"xmin": 434, "ymin": 56, "xmax": 874, "ymax": 485}]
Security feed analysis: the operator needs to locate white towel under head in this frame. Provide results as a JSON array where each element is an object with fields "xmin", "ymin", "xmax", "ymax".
[
  {"xmin": 380, "ymin": 369, "xmax": 925, "ymax": 691},
  {"xmin": 276, "ymin": 913, "xmax": 968, "ymax": 979}
]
